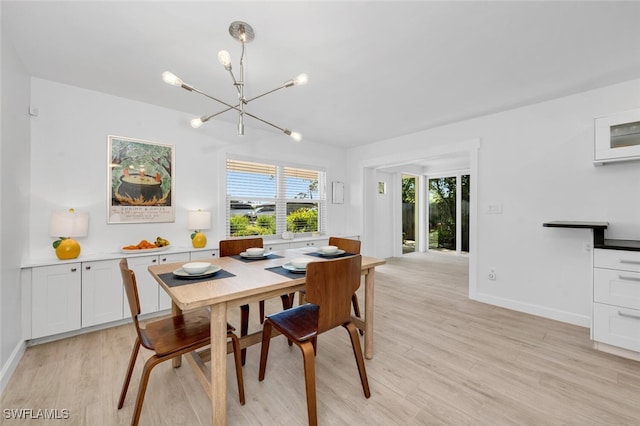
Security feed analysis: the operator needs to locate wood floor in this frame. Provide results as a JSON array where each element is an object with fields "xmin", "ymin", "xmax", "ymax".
[{"xmin": 2, "ymin": 252, "xmax": 639, "ymax": 425}]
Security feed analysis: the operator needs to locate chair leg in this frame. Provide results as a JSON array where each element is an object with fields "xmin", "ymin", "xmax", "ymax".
[
  {"xmin": 240, "ymin": 304, "xmax": 250, "ymax": 365},
  {"xmin": 300, "ymin": 341, "xmax": 318, "ymax": 426},
  {"xmin": 259, "ymin": 300, "xmax": 265, "ymax": 324},
  {"xmin": 352, "ymin": 294, "xmax": 364, "ymax": 336},
  {"xmin": 118, "ymin": 337, "xmax": 141, "ymax": 409},
  {"xmin": 228, "ymin": 332, "xmax": 246, "ymax": 405},
  {"xmin": 258, "ymin": 320, "xmax": 273, "ymax": 381},
  {"xmin": 344, "ymin": 322, "xmax": 370, "ymax": 398},
  {"xmin": 131, "ymin": 355, "xmax": 163, "ymax": 426},
  {"xmin": 286, "ymin": 293, "xmax": 296, "ymax": 309}
]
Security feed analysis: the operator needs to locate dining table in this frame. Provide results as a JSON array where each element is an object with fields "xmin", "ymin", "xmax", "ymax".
[{"xmin": 148, "ymin": 246, "xmax": 386, "ymax": 425}]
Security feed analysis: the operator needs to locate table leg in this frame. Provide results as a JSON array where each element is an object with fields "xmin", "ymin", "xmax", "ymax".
[
  {"xmin": 364, "ymin": 268, "xmax": 375, "ymax": 360},
  {"xmin": 172, "ymin": 301, "xmax": 183, "ymax": 368},
  {"xmin": 210, "ymin": 302, "xmax": 228, "ymax": 426}
]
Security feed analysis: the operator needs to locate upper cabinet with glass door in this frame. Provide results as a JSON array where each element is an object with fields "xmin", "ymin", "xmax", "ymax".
[{"xmin": 594, "ymin": 108, "xmax": 640, "ymax": 165}]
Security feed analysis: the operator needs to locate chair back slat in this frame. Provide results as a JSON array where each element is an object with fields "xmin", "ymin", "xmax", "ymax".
[
  {"xmin": 119, "ymin": 258, "xmax": 147, "ymax": 344},
  {"xmin": 219, "ymin": 237, "xmax": 263, "ymax": 257},
  {"xmin": 305, "ymin": 255, "xmax": 362, "ymax": 333},
  {"xmin": 328, "ymin": 237, "xmax": 361, "ymax": 254}
]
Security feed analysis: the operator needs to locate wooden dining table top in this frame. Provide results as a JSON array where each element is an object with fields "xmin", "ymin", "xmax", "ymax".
[{"xmin": 148, "ymin": 248, "xmax": 386, "ymax": 312}]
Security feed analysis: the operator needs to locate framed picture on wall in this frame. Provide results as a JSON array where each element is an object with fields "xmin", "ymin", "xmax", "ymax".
[{"xmin": 107, "ymin": 135, "xmax": 175, "ymax": 223}]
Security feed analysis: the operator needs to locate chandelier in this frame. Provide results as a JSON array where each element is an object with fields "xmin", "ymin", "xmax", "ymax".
[{"xmin": 162, "ymin": 21, "xmax": 308, "ymax": 142}]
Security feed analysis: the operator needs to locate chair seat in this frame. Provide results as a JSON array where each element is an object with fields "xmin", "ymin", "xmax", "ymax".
[
  {"xmin": 143, "ymin": 308, "xmax": 233, "ymax": 356},
  {"xmin": 267, "ymin": 304, "xmax": 319, "ymax": 342}
]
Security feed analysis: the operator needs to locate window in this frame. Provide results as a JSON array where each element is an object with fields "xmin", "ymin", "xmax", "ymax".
[{"xmin": 226, "ymin": 159, "xmax": 326, "ymax": 238}]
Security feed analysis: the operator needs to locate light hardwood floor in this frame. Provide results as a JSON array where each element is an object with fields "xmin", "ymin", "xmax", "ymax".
[{"xmin": 2, "ymin": 252, "xmax": 639, "ymax": 425}]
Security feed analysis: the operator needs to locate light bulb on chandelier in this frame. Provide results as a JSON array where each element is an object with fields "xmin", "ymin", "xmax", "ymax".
[{"xmin": 163, "ymin": 21, "xmax": 307, "ymax": 142}]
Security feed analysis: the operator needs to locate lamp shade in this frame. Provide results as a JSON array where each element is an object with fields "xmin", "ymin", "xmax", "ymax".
[
  {"xmin": 188, "ymin": 210, "xmax": 211, "ymax": 231},
  {"xmin": 49, "ymin": 209, "xmax": 89, "ymax": 238}
]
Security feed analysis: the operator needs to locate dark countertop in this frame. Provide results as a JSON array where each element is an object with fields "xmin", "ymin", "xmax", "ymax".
[
  {"xmin": 543, "ymin": 221, "xmax": 640, "ymax": 251},
  {"xmin": 542, "ymin": 221, "xmax": 609, "ymax": 230},
  {"xmin": 597, "ymin": 239, "xmax": 640, "ymax": 251}
]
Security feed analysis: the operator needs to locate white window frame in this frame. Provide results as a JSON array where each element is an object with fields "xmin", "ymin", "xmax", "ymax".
[{"xmin": 226, "ymin": 157, "xmax": 326, "ymax": 238}]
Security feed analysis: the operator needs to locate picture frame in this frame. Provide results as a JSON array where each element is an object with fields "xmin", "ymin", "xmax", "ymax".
[{"xmin": 107, "ymin": 135, "xmax": 175, "ymax": 223}]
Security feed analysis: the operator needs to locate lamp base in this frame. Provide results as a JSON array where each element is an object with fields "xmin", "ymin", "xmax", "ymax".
[
  {"xmin": 55, "ymin": 238, "xmax": 81, "ymax": 260},
  {"xmin": 191, "ymin": 232, "xmax": 207, "ymax": 248}
]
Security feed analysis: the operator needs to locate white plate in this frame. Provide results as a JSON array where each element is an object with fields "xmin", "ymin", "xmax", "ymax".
[
  {"xmin": 282, "ymin": 262, "xmax": 307, "ymax": 273},
  {"xmin": 318, "ymin": 249, "xmax": 345, "ymax": 257},
  {"xmin": 239, "ymin": 251, "xmax": 273, "ymax": 259},
  {"xmin": 120, "ymin": 245, "xmax": 170, "ymax": 253},
  {"xmin": 173, "ymin": 265, "xmax": 221, "ymax": 278}
]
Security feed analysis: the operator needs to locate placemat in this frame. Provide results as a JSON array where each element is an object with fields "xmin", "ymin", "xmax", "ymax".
[
  {"xmin": 304, "ymin": 251, "xmax": 355, "ymax": 259},
  {"xmin": 231, "ymin": 253, "xmax": 285, "ymax": 263},
  {"xmin": 159, "ymin": 269, "xmax": 236, "ymax": 288},
  {"xmin": 265, "ymin": 265, "xmax": 305, "ymax": 278}
]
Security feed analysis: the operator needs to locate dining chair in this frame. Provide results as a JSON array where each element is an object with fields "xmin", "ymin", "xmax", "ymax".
[
  {"xmin": 117, "ymin": 258, "xmax": 245, "ymax": 426},
  {"xmin": 289, "ymin": 237, "xmax": 364, "ymax": 334},
  {"xmin": 219, "ymin": 237, "xmax": 291, "ymax": 364},
  {"xmin": 258, "ymin": 255, "xmax": 370, "ymax": 426}
]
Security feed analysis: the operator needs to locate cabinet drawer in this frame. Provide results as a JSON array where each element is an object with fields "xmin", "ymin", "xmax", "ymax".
[
  {"xmin": 594, "ymin": 249, "xmax": 640, "ymax": 272},
  {"xmin": 594, "ymin": 268, "xmax": 640, "ymax": 310},
  {"xmin": 593, "ymin": 302, "xmax": 640, "ymax": 352}
]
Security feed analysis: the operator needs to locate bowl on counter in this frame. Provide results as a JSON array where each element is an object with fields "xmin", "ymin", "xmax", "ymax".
[{"xmin": 181, "ymin": 262, "xmax": 211, "ymax": 275}]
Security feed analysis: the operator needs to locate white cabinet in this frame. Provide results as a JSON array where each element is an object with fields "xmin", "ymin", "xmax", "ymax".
[
  {"xmin": 190, "ymin": 249, "xmax": 218, "ymax": 261},
  {"xmin": 288, "ymin": 239, "xmax": 329, "ymax": 249},
  {"xmin": 81, "ymin": 259, "xmax": 123, "ymax": 327},
  {"xmin": 594, "ymin": 108, "xmax": 640, "ymax": 165},
  {"xmin": 32, "ymin": 263, "xmax": 81, "ymax": 339},
  {"xmin": 264, "ymin": 242, "xmax": 290, "ymax": 252},
  {"xmin": 593, "ymin": 249, "xmax": 640, "ymax": 354}
]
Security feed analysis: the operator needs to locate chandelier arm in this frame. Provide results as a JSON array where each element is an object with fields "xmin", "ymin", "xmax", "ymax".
[
  {"xmin": 245, "ymin": 85, "xmax": 288, "ymax": 104},
  {"xmin": 226, "ymin": 69, "xmax": 241, "ymax": 95},
  {"xmin": 201, "ymin": 104, "xmax": 239, "ymax": 122},
  {"xmin": 243, "ymin": 111, "xmax": 287, "ymax": 132},
  {"xmin": 189, "ymin": 86, "xmax": 242, "ymax": 112}
]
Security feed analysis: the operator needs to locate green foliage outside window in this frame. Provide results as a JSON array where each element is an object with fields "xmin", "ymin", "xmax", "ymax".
[{"xmin": 286, "ymin": 208, "xmax": 318, "ymax": 233}]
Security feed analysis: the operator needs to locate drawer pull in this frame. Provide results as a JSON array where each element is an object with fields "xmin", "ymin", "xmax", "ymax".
[
  {"xmin": 620, "ymin": 259, "xmax": 640, "ymax": 265},
  {"xmin": 618, "ymin": 274, "xmax": 640, "ymax": 282},
  {"xmin": 618, "ymin": 311, "xmax": 640, "ymax": 320}
]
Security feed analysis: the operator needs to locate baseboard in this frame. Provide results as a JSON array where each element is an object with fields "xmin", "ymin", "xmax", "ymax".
[
  {"xmin": 472, "ymin": 292, "xmax": 591, "ymax": 328},
  {"xmin": 0, "ymin": 340, "xmax": 26, "ymax": 394}
]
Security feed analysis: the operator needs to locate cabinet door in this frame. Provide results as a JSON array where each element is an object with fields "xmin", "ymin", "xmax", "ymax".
[
  {"xmin": 82, "ymin": 259, "xmax": 123, "ymax": 327},
  {"xmin": 289, "ymin": 239, "xmax": 329, "ymax": 249},
  {"xmin": 32, "ymin": 263, "xmax": 81, "ymax": 338},
  {"xmin": 126, "ymin": 255, "xmax": 161, "ymax": 315},
  {"xmin": 264, "ymin": 242, "xmax": 289, "ymax": 252},
  {"xmin": 158, "ymin": 252, "xmax": 190, "ymax": 310},
  {"xmin": 190, "ymin": 249, "xmax": 218, "ymax": 261}
]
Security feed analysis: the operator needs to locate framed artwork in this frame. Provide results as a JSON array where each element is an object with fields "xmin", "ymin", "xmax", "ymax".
[
  {"xmin": 107, "ymin": 135, "xmax": 175, "ymax": 223},
  {"xmin": 378, "ymin": 181, "xmax": 386, "ymax": 195}
]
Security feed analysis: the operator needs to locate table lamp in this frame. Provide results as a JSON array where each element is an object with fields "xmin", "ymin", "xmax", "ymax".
[
  {"xmin": 188, "ymin": 210, "xmax": 211, "ymax": 248},
  {"xmin": 50, "ymin": 208, "xmax": 89, "ymax": 260}
]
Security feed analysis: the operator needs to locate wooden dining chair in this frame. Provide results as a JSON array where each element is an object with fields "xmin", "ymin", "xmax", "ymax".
[
  {"xmin": 289, "ymin": 237, "xmax": 364, "ymax": 334},
  {"xmin": 258, "ymin": 255, "xmax": 370, "ymax": 426},
  {"xmin": 117, "ymin": 258, "xmax": 245, "ymax": 426},
  {"xmin": 219, "ymin": 237, "xmax": 291, "ymax": 364}
]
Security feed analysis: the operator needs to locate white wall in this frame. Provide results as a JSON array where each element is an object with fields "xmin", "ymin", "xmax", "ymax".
[
  {"xmin": 27, "ymin": 78, "xmax": 348, "ymax": 262},
  {"xmin": 348, "ymin": 78, "xmax": 640, "ymax": 327},
  {"xmin": 1, "ymin": 29, "xmax": 31, "ymax": 390}
]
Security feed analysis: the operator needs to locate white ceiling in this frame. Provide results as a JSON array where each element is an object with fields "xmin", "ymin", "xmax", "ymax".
[{"xmin": 3, "ymin": 1, "xmax": 640, "ymax": 149}]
